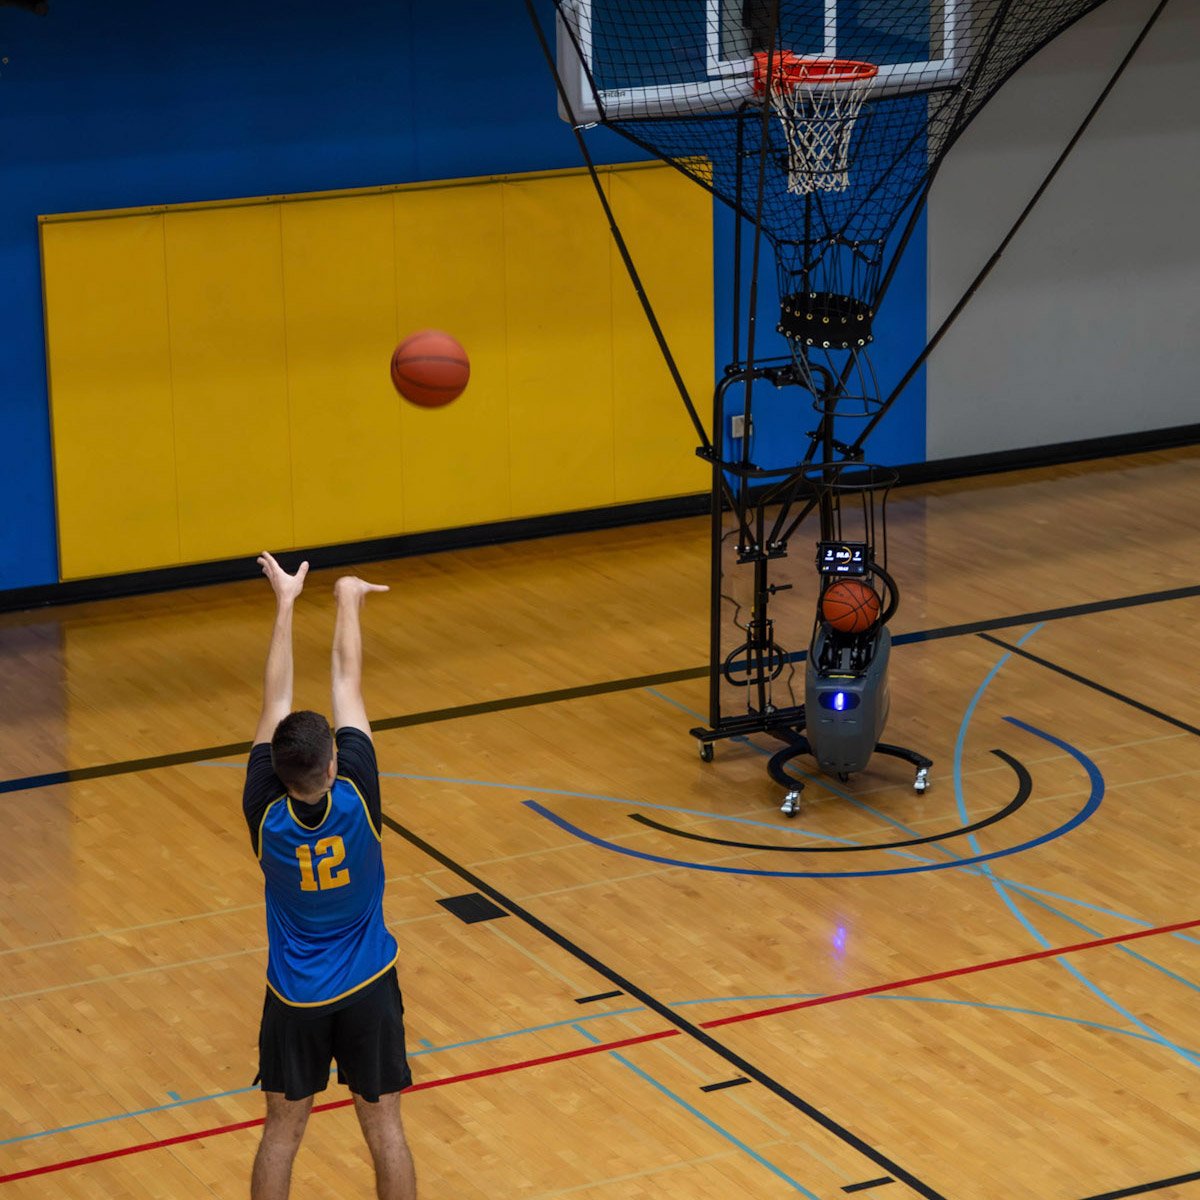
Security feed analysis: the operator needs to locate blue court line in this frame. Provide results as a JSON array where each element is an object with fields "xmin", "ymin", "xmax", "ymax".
[
  {"xmin": 524, "ymin": 717, "xmax": 1102, "ymax": 878},
  {"xmin": 571, "ymin": 1024, "xmax": 822, "ymax": 1198},
  {"xmin": 647, "ymin": 674, "xmax": 1200, "ymax": 949}
]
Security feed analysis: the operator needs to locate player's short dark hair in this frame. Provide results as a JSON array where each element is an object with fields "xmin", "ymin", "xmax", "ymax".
[{"xmin": 271, "ymin": 710, "xmax": 334, "ymax": 798}]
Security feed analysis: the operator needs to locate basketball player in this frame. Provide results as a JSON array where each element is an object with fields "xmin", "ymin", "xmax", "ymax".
[{"xmin": 243, "ymin": 551, "xmax": 417, "ymax": 1200}]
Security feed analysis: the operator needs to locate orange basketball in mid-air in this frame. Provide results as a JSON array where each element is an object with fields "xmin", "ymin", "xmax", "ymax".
[
  {"xmin": 390, "ymin": 330, "xmax": 470, "ymax": 407},
  {"xmin": 821, "ymin": 579, "xmax": 881, "ymax": 634}
]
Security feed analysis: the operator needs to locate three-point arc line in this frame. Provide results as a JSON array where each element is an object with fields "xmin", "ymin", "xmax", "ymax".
[{"xmin": 3, "ymin": 914, "xmax": 1198, "ymax": 1185}]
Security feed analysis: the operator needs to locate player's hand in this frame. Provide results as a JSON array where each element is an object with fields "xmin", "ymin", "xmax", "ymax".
[
  {"xmin": 258, "ymin": 551, "xmax": 309, "ymax": 606},
  {"xmin": 333, "ymin": 575, "xmax": 390, "ymax": 605}
]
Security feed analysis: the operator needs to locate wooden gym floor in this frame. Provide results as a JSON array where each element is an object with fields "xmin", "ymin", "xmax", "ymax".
[{"xmin": 2, "ymin": 446, "xmax": 1200, "ymax": 1199}]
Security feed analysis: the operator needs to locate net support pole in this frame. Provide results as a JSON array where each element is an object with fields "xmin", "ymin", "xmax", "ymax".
[
  {"xmin": 849, "ymin": 0, "xmax": 1174, "ymax": 458},
  {"xmin": 524, "ymin": 0, "xmax": 712, "ymax": 455}
]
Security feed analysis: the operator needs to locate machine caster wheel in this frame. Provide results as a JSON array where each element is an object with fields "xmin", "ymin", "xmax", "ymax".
[
  {"xmin": 699, "ymin": 742, "xmax": 714, "ymax": 763},
  {"xmin": 837, "ymin": 772, "xmax": 849, "ymax": 783},
  {"xmin": 781, "ymin": 791, "xmax": 801, "ymax": 817},
  {"xmin": 914, "ymin": 767, "xmax": 930, "ymax": 794}
]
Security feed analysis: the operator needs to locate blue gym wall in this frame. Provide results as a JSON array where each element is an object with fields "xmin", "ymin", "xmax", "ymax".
[{"xmin": 0, "ymin": 0, "xmax": 925, "ymax": 594}]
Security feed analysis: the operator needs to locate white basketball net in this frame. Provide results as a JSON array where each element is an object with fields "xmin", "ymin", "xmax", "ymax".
[{"xmin": 767, "ymin": 69, "xmax": 875, "ymax": 195}]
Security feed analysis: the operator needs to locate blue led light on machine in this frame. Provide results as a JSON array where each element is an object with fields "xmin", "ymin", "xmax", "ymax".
[{"xmin": 818, "ymin": 690, "xmax": 861, "ymax": 712}]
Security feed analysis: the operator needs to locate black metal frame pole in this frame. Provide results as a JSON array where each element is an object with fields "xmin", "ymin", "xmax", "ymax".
[
  {"xmin": 523, "ymin": 0, "xmax": 712, "ymax": 453},
  {"xmin": 732, "ymin": 116, "xmax": 746, "ymax": 369}
]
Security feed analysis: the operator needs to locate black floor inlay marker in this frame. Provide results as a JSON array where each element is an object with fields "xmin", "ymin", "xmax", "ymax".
[
  {"xmin": 843, "ymin": 1179, "xmax": 895, "ymax": 1193},
  {"xmin": 436, "ymin": 893, "xmax": 509, "ymax": 924},
  {"xmin": 575, "ymin": 990, "xmax": 623, "ymax": 1004},
  {"xmin": 700, "ymin": 1076, "xmax": 750, "ymax": 1093}
]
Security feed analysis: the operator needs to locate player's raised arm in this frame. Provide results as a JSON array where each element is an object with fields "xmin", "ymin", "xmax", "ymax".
[
  {"xmin": 253, "ymin": 551, "xmax": 309, "ymax": 747},
  {"xmin": 331, "ymin": 575, "xmax": 389, "ymax": 740}
]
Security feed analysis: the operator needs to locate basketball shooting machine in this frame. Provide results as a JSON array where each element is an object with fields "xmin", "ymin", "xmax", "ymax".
[{"xmin": 534, "ymin": 0, "xmax": 1157, "ymax": 812}]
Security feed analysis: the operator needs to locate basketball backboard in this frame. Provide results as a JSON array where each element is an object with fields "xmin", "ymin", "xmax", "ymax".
[{"xmin": 556, "ymin": 0, "xmax": 969, "ymax": 123}]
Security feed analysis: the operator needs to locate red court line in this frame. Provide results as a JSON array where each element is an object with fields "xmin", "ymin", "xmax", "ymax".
[{"xmin": 4, "ymin": 916, "xmax": 1197, "ymax": 1185}]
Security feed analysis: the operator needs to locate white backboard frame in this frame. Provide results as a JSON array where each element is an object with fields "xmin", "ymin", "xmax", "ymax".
[{"xmin": 556, "ymin": 0, "xmax": 967, "ymax": 124}]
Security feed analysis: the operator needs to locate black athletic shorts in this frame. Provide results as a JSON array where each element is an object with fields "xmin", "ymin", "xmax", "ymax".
[{"xmin": 257, "ymin": 968, "xmax": 413, "ymax": 1103}]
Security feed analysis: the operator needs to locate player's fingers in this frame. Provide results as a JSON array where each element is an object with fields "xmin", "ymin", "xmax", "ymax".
[
  {"xmin": 296, "ymin": 562, "xmax": 310, "ymax": 583},
  {"xmin": 365, "ymin": 582, "xmax": 390, "ymax": 593}
]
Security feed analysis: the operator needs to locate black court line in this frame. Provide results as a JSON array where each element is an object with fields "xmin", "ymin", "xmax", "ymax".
[
  {"xmin": 0, "ymin": 741, "xmax": 252, "ymax": 795},
  {"xmin": 629, "ymin": 748, "xmax": 1030, "ymax": 851},
  {"xmin": 0, "ymin": 669, "xmax": 707, "ymax": 796},
  {"xmin": 1077, "ymin": 1170, "xmax": 1200, "ymax": 1200},
  {"xmin": 843, "ymin": 1179, "xmax": 896, "ymax": 1194},
  {"xmin": 381, "ymin": 811, "xmax": 949, "ymax": 1200},
  {"xmin": 890, "ymin": 583, "xmax": 1200, "ymax": 648},
  {"xmin": 3, "ymin": 582, "xmax": 1199, "ymax": 798},
  {"xmin": 980, "ymin": 635, "xmax": 1200, "ymax": 739},
  {"xmin": 575, "ymin": 990, "xmax": 623, "ymax": 1005}
]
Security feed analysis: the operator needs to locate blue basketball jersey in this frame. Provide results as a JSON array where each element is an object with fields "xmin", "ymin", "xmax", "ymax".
[{"xmin": 256, "ymin": 775, "xmax": 398, "ymax": 1006}]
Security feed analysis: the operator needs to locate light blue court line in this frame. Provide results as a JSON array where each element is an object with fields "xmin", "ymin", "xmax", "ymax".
[
  {"xmin": 645, "ymin": 686, "xmax": 713, "ymax": 720},
  {"xmin": 988, "ymin": 879, "xmax": 1200, "ymax": 1069},
  {"xmin": 0, "ymin": 1008, "xmax": 641, "ymax": 1148},
  {"xmin": 868, "ymin": 993, "xmax": 1200, "ymax": 1055},
  {"xmin": 950, "ymin": 622, "xmax": 1046, "ymax": 834},
  {"xmin": 951, "ymin": 635, "xmax": 1200, "ymax": 1070},
  {"xmin": 202, "ymin": 749, "xmax": 1200, "ymax": 944},
  {"xmin": 199, "ymin": 757, "xmax": 896, "ymax": 847},
  {"xmin": 0, "ymin": 1085, "xmax": 262, "ymax": 1147},
  {"xmin": 571, "ymin": 1023, "xmax": 822, "ymax": 1199},
  {"xmin": 974, "ymin": 878, "xmax": 1200, "ymax": 944},
  {"xmin": 1009, "ymin": 886, "xmax": 1200, "ymax": 997},
  {"xmin": 166, "ymin": 1091, "xmax": 183, "ymax": 1103},
  {"xmin": 403, "ymin": 1007, "xmax": 645, "ymax": 1057},
  {"xmin": 7, "ymin": 985, "xmax": 1197, "ymax": 1151}
]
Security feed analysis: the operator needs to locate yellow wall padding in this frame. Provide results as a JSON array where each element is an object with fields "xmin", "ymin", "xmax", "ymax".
[{"xmin": 41, "ymin": 163, "xmax": 712, "ymax": 580}]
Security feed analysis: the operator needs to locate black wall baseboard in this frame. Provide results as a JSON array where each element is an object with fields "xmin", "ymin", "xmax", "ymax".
[
  {"xmin": 0, "ymin": 494, "xmax": 710, "ymax": 614},
  {"xmin": 893, "ymin": 422, "xmax": 1200, "ymax": 487},
  {"xmin": 2, "ymin": 423, "xmax": 1196, "ymax": 614}
]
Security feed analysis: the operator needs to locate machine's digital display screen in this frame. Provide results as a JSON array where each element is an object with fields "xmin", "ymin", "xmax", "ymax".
[{"xmin": 816, "ymin": 541, "xmax": 869, "ymax": 575}]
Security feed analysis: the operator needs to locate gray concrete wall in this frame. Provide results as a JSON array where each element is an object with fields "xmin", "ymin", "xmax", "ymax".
[{"xmin": 926, "ymin": 0, "xmax": 1200, "ymax": 460}]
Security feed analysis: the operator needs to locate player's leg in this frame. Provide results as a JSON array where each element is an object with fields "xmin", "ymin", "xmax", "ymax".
[
  {"xmin": 353, "ymin": 1090, "xmax": 418, "ymax": 1200},
  {"xmin": 332, "ymin": 970, "xmax": 416, "ymax": 1197},
  {"xmin": 251, "ymin": 1092, "xmax": 314, "ymax": 1200},
  {"xmin": 253, "ymin": 991, "xmax": 333, "ymax": 1198}
]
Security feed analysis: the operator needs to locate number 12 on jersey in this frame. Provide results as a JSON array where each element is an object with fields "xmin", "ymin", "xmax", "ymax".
[{"xmin": 296, "ymin": 836, "xmax": 350, "ymax": 891}]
